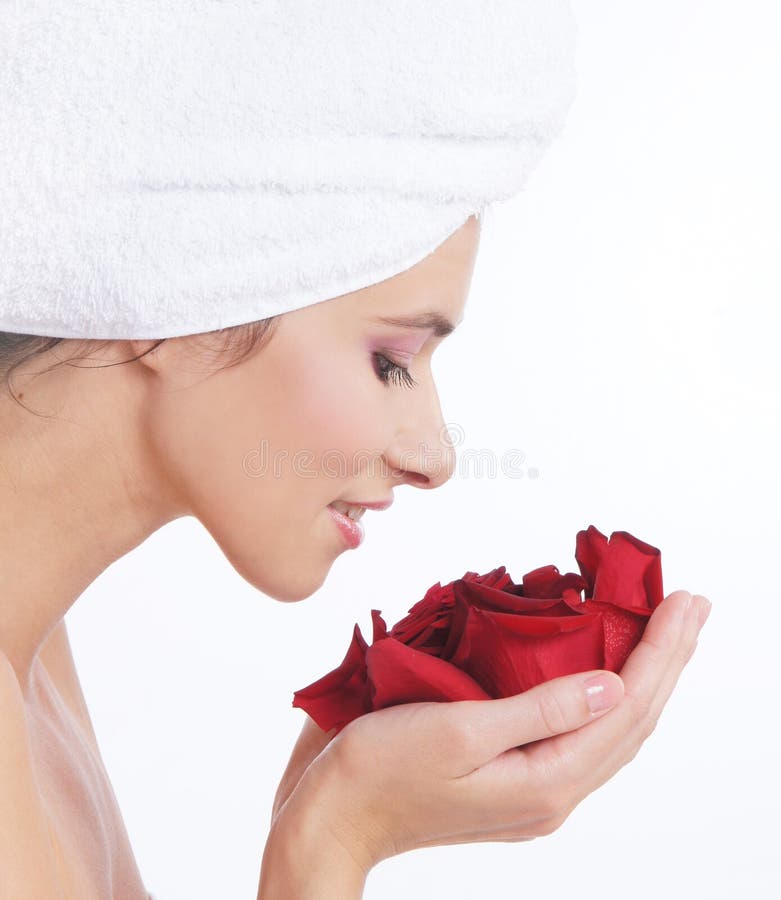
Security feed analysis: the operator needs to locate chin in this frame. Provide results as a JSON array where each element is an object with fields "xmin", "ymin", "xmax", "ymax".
[
  {"xmin": 201, "ymin": 510, "xmax": 336, "ymax": 603},
  {"xmin": 262, "ymin": 578, "xmax": 324, "ymax": 604},
  {"xmin": 229, "ymin": 552, "xmax": 329, "ymax": 604}
]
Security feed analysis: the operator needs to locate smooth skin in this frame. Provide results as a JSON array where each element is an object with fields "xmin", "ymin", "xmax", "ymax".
[{"xmin": 0, "ymin": 212, "xmax": 709, "ymax": 899}]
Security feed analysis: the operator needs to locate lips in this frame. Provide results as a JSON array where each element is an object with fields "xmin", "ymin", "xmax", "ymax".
[
  {"xmin": 328, "ymin": 496, "xmax": 394, "ymax": 519},
  {"xmin": 334, "ymin": 496, "xmax": 394, "ymax": 511},
  {"xmin": 355, "ymin": 498, "xmax": 394, "ymax": 511},
  {"xmin": 326, "ymin": 496, "xmax": 393, "ymax": 548},
  {"xmin": 329, "ymin": 500, "xmax": 366, "ymax": 521},
  {"xmin": 327, "ymin": 504, "xmax": 365, "ymax": 549}
]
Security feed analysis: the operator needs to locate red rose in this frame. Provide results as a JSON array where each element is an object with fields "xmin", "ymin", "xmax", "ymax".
[{"xmin": 292, "ymin": 525, "xmax": 664, "ymax": 735}]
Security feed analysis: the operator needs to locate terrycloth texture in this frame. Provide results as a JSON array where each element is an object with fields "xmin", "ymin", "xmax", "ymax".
[{"xmin": 0, "ymin": 0, "xmax": 577, "ymax": 340}]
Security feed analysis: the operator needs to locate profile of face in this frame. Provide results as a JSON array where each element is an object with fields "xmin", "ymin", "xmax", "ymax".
[{"xmin": 135, "ymin": 215, "xmax": 481, "ymax": 602}]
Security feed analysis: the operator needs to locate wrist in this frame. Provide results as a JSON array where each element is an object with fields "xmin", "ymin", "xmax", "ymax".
[{"xmin": 258, "ymin": 795, "xmax": 369, "ymax": 900}]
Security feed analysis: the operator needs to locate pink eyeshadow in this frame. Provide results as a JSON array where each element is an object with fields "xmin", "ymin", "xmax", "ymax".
[{"xmin": 367, "ymin": 331, "xmax": 432, "ymax": 358}]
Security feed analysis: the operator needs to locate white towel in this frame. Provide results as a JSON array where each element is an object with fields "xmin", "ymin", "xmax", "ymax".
[{"xmin": 0, "ymin": 0, "xmax": 577, "ymax": 340}]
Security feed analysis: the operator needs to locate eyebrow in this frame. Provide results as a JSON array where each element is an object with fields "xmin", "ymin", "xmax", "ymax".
[{"xmin": 370, "ymin": 311, "xmax": 460, "ymax": 337}]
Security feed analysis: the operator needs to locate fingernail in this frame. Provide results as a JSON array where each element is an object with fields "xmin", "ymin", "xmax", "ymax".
[
  {"xmin": 583, "ymin": 674, "xmax": 622, "ymax": 714},
  {"xmin": 697, "ymin": 598, "xmax": 712, "ymax": 628}
]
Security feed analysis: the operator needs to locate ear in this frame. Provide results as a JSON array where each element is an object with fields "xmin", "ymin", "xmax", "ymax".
[
  {"xmin": 120, "ymin": 338, "xmax": 173, "ymax": 375},
  {"xmin": 125, "ymin": 334, "xmax": 217, "ymax": 387}
]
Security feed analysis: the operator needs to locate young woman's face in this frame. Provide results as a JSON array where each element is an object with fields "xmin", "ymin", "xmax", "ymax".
[{"xmin": 140, "ymin": 215, "xmax": 481, "ymax": 601}]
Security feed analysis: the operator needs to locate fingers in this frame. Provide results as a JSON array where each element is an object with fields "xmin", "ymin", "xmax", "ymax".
[
  {"xmin": 621, "ymin": 592, "xmax": 710, "ymax": 754},
  {"xmin": 443, "ymin": 589, "xmax": 706, "ymax": 835},
  {"xmin": 305, "ymin": 589, "xmax": 709, "ymax": 856},
  {"xmin": 448, "ymin": 668, "xmax": 625, "ymax": 775},
  {"xmin": 528, "ymin": 590, "xmax": 707, "ymax": 797}
]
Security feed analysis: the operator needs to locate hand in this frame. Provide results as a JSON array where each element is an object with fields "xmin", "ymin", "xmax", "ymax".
[
  {"xmin": 270, "ymin": 714, "xmax": 336, "ymax": 826},
  {"xmin": 273, "ymin": 589, "xmax": 710, "ymax": 875}
]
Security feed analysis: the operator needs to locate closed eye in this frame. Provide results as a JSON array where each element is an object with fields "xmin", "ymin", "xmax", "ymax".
[{"xmin": 372, "ymin": 353, "xmax": 418, "ymax": 389}]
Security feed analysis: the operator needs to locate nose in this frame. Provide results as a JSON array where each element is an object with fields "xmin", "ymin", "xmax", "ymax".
[{"xmin": 384, "ymin": 382, "xmax": 457, "ymax": 490}]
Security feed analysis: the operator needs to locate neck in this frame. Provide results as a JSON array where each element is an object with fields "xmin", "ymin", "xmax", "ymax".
[{"xmin": 0, "ymin": 370, "xmax": 184, "ymax": 690}]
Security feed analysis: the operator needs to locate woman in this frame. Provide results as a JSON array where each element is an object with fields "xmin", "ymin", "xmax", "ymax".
[
  {"xmin": 0, "ymin": 214, "xmax": 709, "ymax": 898},
  {"xmin": 0, "ymin": 3, "xmax": 710, "ymax": 897}
]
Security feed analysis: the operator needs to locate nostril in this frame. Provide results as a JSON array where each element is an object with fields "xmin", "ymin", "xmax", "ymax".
[{"xmin": 391, "ymin": 469, "xmax": 430, "ymax": 487}]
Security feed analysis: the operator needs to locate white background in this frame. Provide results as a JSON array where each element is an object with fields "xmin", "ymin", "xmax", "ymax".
[{"xmin": 66, "ymin": 2, "xmax": 780, "ymax": 898}]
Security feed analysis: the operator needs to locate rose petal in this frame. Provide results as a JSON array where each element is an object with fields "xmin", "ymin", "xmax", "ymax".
[
  {"xmin": 366, "ymin": 637, "xmax": 492, "ymax": 708},
  {"xmin": 449, "ymin": 599, "xmax": 605, "ymax": 697},
  {"xmin": 574, "ymin": 525, "xmax": 609, "ymax": 594},
  {"xmin": 291, "ymin": 623, "xmax": 372, "ymax": 734},
  {"xmin": 293, "ymin": 527, "xmax": 664, "ymax": 732},
  {"xmin": 576, "ymin": 527, "xmax": 663, "ymax": 612},
  {"xmin": 371, "ymin": 608, "xmax": 389, "ymax": 642},
  {"xmin": 579, "ymin": 598, "xmax": 650, "ymax": 670},
  {"xmin": 389, "ymin": 567, "xmax": 517, "ymax": 656},
  {"xmin": 389, "ymin": 583, "xmax": 454, "ymax": 653},
  {"xmin": 608, "ymin": 531, "xmax": 664, "ymax": 610},
  {"xmin": 463, "ymin": 566, "xmax": 515, "ymax": 590},
  {"xmin": 518, "ymin": 564, "xmax": 589, "ymax": 601},
  {"xmin": 455, "ymin": 576, "xmax": 583, "ymax": 618}
]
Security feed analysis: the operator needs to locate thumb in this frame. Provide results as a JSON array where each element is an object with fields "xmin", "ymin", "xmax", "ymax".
[{"xmin": 453, "ymin": 670, "xmax": 625, "ymax": 772}]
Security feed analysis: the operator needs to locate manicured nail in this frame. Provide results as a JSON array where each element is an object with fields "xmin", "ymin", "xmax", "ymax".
[
  {"xmin": 697, "ymin": 597, "xmax": 712, "ymax": 627},
  {"xmin": 583, "ymin": 674, "xmax": 622, "ymax": 714}
]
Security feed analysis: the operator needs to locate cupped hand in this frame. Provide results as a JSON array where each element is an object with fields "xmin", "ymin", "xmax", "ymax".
[
  {"xmin": 273, "ymin": 590, "xmax": 710, "ymax": 873},
  {"xmin": 270, "ymin": 714, "xmax": 337, "ymax": 826}
]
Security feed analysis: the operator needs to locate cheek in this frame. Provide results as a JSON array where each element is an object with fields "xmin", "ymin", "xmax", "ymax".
[
  {"xmin": 166, "ymin": 346, "xmax": 383, "ymax": 514},
  {"xmin": 280, "ymin": 352, "xmax": 384, "ymax": 481},
  {"xmin": 146, "ymin": 347, "xmax": 388, "ymax": 601},
  {"xmin": 151, "ymin": 371, "xmax": 267, "ymax": 517}
]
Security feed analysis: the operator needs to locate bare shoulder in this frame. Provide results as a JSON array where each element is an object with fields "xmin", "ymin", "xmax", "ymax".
[
  {"xmin": 0, "ymin": 653, "xmax": 65, "ymax": 897},
  {"xmin": 0, "ymin": 650, "xmax": 40, "ymax": 801},
  {"xmin": 38, "ymin": 617, "xmax": 75, "ymax": 687},
  {"xmin": 38, "ymin": 618, "xmax": 101, "ymax": 750},
  {"xmin": 0, "ymin": 650, "xmax": 25, "ymax": 721},
  {"xmin": 0, "ymin": 652, "xmax": 32, "ymax": 792}
]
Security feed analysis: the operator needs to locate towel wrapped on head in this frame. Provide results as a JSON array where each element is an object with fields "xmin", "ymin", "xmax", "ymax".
[{"xmin": 0, "ymin": 0, "xmax": 577, "ymax": 340}]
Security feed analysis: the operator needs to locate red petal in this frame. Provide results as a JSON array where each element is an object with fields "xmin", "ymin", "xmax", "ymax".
[
  {"xmin": 291, "ymin": 623, "xmax": 371, "ymax": 734},
  {"xmin": 366, "ymin": 638, "xmax": 492, "ymax": 708},
  {"xmin": 455, "ymin": 577, "xmax": 583, "ymax": 620},
  {"xmin": 389, "ymin": 582, "xmax": 455, "ymax": 653},
  {"xmin": 389, "ymin": 568, "xmax": 517, "ymax": 653},
  {"xmin": 449, "ymin": 605, "xmax": 605, "ymax": 697},
  {"xmin": 574, "ymin": 525, "xmax": 609, "ymax": 592},
  {"xmin": 591, "ymin": 531, "xmax": 663, "ymax": 612},
  {"xmin": 371, "ymin": 608, "xmax": 389, "ymax": 642},
  {"xmin": 450, "ymin": 575, "xmax": 568, "ymax": 616},
  {"xmin": 519, "ymin": 564, "xmax": 589, "ymax": 601},
  {"xmin": 463, "ymin": 566, "xmax": 515, "ymax": 590},
  {"xmin": 580, "ymin": 599, "xmax": 650, "ymax": 670}
]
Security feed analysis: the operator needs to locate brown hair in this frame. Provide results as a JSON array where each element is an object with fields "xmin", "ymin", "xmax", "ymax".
[{"xmin": 0, "ymin": 318, "xmax": 279, "ymax": 415}]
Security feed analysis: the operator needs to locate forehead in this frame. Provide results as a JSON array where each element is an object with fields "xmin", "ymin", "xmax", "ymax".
[
  {"xmin": 279, "ymin": 216, "xmax": 478, "ymax": 336},
  {"xmin": 358, "ymin": 228, "xmax": 478, "ymax": 324}
]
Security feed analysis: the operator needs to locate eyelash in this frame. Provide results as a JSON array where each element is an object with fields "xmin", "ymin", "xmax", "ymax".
[{"xmin": 372, "ymin": 352, "xmax": 418, "ymax": 389}]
